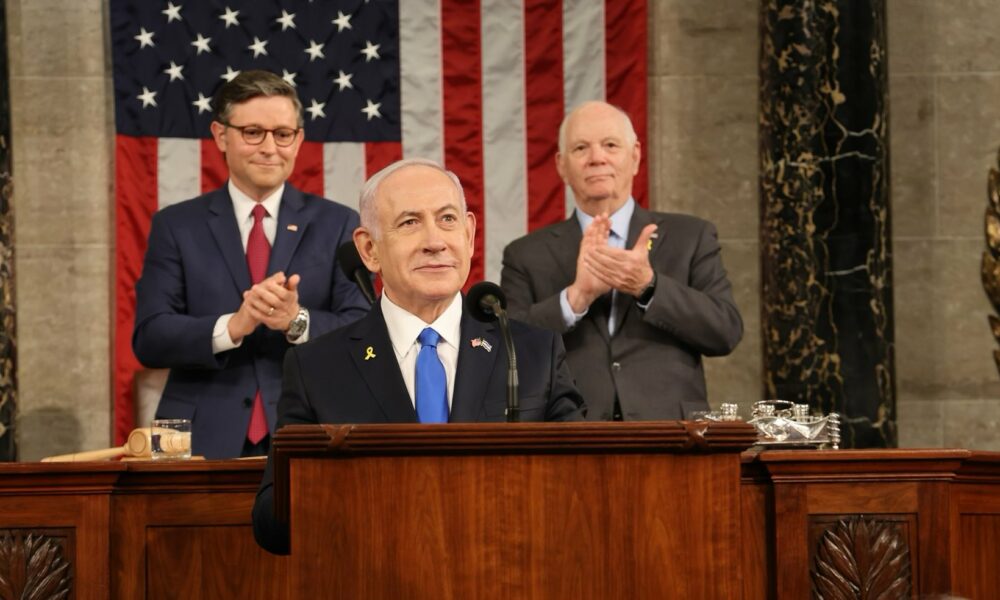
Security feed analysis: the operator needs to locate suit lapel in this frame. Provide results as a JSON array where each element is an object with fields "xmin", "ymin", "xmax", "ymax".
[
  {"xmin": 614, "ymin": 206, "xmax": 660, "ymax": 334},
  {"xmin": 347, "ymin": 305, "xmax": 417, "ymax": 422},
  {"xmin": 450, "ymin": 311, "xmax": 501, "ymax": 422},
  {"xmin": 207, "ymin": 189, "xmax": 252, "ymax": 293},
  {"xmin": 269, "ymin": 185, "xmax": 309, "ymax": 276},
  {"xmin": 546, "ymin": 217, "xmax": 582, "ymax": 287}
]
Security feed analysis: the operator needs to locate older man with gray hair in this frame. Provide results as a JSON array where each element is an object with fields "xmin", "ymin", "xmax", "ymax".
[
  {"xmin": 501, "ymin": 101, "xmax": 743, "ymax": 421},
  {"xmin": 252, "ymin": 157, "xmax": 584, "ymax": 555}
]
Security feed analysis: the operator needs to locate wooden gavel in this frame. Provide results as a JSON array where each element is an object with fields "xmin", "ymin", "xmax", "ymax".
[{"xmin": 41, "ymin": 427, "xmax": 191, "ymax": 462}]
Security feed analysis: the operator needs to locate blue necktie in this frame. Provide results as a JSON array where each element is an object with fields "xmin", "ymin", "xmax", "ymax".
[{"xmin": 415, "ymin": 328, "xmax": 448, "ymax": 423}]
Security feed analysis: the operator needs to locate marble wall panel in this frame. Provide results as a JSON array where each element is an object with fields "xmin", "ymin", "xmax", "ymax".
[
  {"xmin": 6, "ymin": 0, "xmax": 106, "ymax": 78},
  {"xmin": 703, "ymin": 240, "xmax": 761, "ymax": 412},
  {"xmin": 895, "ymin": 399, "xmax": 943, "ymax": 448},
  {"xmin": 894, "ymin": 239, "xmax": 1000, "ymax": 400},
  {"xmin": 650, "ymin": 0, "xmax": 757, "ymax": 77},
  {"xmin": 888, "ymin": 0, "xmax": 1000, "ymax": 75},
  {"xmin": 888, "ymin": 75, "xmax": 935, "ymax": 239},
  {"xmin": 14, "ymin": 244, "xmax": 109, "ymax": 459},
  {"xmin": 649, "ymin": 75, "xmax": 758, "ymax": 241},
  {"xmin": 7, "ymin": 0, "xmax": 113, "ymax": 459},
  {"xmin": 942, "ymin": 399, "xmax": 1000, "ymax": 450},
  {"xmin": 936, "ymin": 74, "xmax": 1000, "ymax": 240}
]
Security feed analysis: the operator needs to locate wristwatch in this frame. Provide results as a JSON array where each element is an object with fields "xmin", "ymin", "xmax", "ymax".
[
  {"xmin": 286, "ymin": 308, "xmax": 309, "ymax": 342},
  {"xmin": 636, "ymin": 273, "xmax": 657, "ymax": 306}
]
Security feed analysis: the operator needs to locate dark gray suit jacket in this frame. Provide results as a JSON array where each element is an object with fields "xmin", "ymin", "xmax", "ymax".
[{"xmin": 500, "ymin": 206, "xmax": 742, "ymax": 420}]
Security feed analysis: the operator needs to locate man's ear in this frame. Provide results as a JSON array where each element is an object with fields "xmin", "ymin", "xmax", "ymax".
[
  {"xmin": 353, "ymin": 228, "xmax": 380, "ymax": 274},
  {"xmin": 555, "ymin": 152, "xmax": 566, "ymax": 182},
  {"xmin": 210, "ymin": 121, "xmax": 228, "ymax": 153},
  {"xmin": 631, "ymin": 141, "xmax": 641, "ymax": 175},
  {"xmin": 464, "ymin": 212, "xmax": 477, "ymax": 255}
]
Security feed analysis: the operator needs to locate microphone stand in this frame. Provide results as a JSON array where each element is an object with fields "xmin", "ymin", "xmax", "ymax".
[
  {"xmin": 352, "ymin": 270, "xmax": 376, "ymax": 306},
  {"xmin": 494, "ymin": 307, "xmax": 519, "ymax": 422}
]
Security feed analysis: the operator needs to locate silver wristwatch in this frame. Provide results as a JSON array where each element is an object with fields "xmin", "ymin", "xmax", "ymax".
[{"xmin": 286, "ymin": 308, "xmax": 309, "ymax": 342}]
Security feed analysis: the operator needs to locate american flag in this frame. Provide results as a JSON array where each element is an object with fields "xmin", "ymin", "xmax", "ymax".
[{"xmin": 110, "ymin": 0, "xmax": 647, "ymax": 444}]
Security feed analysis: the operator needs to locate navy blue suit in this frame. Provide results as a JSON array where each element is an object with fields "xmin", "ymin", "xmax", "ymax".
[
  {"xmin": 252, "ymin": 302, "xmax": 586, "ymax": 554},
  {"xmin": 132, "ymin": 184, "xmax": 370, "ymax": 459}
]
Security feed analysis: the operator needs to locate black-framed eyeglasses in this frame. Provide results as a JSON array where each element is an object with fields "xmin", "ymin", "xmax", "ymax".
[{"xmin": 220, "ymin": 122, "xmax": 301, "ymax": 147}]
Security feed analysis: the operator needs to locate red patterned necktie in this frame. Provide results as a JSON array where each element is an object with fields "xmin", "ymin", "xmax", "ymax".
[{"xmin": 245, "ymin": 204, "xmax": 270, "ymax": 444}]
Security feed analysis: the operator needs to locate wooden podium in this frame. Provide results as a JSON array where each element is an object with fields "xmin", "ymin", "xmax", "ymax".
[{"xmin": 272, "ymin": 421, "xmax": 758, "ymax": 599}]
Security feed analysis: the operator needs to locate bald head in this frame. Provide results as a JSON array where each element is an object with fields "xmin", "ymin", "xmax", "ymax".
[{"xmin": 555, "ymin": 101, "xmax": 641, "ymax": 216}]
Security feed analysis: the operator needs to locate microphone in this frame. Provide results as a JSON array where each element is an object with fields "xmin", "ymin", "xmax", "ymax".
[
  {"xmin": 337, "ymin": 242, "xmax": 376, "ymax": 306},
  {"xmin": 465, "ymin": 282, "xmax": 519, "ymax": 422},
  {"xmin": 465, "ymin": 281, "xmax": 507, "ymax": 322}
]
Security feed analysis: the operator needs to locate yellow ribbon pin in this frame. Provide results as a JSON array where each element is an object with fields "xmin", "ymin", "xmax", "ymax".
[{"xmin": 364, "ymin": 346, "xmax": 376, "ymax": 361}]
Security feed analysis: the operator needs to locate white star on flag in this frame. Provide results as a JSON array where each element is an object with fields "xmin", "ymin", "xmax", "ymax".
[
  {"xmin": 162, "ymin": 3, "xmax": 182, "ymax": 23},
  {"xmin": 137, "ymin": 86, "xmax": 157, "ymax": 108},
  {"xmin": 332, "ymin": 11, "xmax": 352, "ymax": 32},
  {"xmin": 333, "ymin": 70, "xmax": 353, "ymax": 91},
  {"xmin": 190, "ymin": 33, "xmax": 211, "ymax": 55},
  {"xmin": 361, "ymin": 40, "xmax": 380, "ymax": 62},
  {"xmin": 248, "ymin": 37, "xmax": 269, "ymax": 58},
  {"xmin": 134, "ymin": 27, "xmax": 155, "ymax": 49},
  {"xmin": 276, "ymin": 10, "xmax": 296, "ymax": 31},
  {"xmin": 219, "ymin": 7, "xmax": 239, "ymax": 28},
  {"xmin": 281, "ymin": 69, "xmax": 297, "ymax": 87},
  {"xmin": 191, "ymin": 93, "xmax": 212, "ymax": 114},
  {"xmin": 220, "ymin": 66, "xmax": 240, "ymax": 82},
  {"xmin": 306, "ymin": 99, "xmax": 326, "ymax": 120},
  {"xmin": 304, "ymin": 40, "xmax": 324, "ymax": 62},
  {"xmin": 163, "ymin": 61, "xmax": 184, "ymax": 81},
  {"xmin": 361, "ymin": 99, "xmax": 381, "ymax": 120}
]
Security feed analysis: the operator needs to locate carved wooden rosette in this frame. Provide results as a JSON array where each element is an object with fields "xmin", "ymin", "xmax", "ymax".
[
  {"xmin": 0, "ymin": 530, "xmax": 73, "ymax": 599},
  {"xmin": 810, "ymin": 516, "xmax": 911, "ymax": 599},
  {"xmin": 982, "ymin": 149, "xmax": 1000, "ymax": 376}
]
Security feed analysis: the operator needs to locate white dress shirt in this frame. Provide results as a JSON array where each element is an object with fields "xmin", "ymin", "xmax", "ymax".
[
  {"xmin": 211, "ymin": 182, "xmax": 309, "ymax": 352},
  {"xmin": 381, "ymin": 292, "xmax": 463, "ymax": 411}
]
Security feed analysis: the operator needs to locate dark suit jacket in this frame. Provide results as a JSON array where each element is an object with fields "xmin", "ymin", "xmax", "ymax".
[
  {"xmin": 132, "ymin": 184, "xmax": 370, "ymax": 459},
  {"xmin": 500, "ymin": 206, "xmax": 743, "ymax": 420},
  {"xmin": 252, "ymin": 302, "xmax": 585, "ymax": 554}
]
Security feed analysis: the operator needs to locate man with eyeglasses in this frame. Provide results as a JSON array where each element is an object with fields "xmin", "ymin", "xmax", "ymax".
[{"xmin": 133, "ymin": 70, "xmax": 370, "ymax": 459}]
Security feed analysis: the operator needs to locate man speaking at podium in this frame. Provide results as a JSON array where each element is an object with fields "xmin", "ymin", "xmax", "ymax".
[{"xmin": 253, "ymin": 158, "xmax": 584, "ymax": 554}]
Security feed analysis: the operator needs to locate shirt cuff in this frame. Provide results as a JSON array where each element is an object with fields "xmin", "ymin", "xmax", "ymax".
[
  {"xmin": 559, "ymin": 288, "xmax": 588, "ymax": 328},
  {"xmin": 212, "ymin": 314, "xmax": 241, "ymax": 354}
]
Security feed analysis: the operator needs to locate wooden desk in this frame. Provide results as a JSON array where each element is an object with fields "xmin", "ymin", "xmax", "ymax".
[{"xmin": 0, "ymin": 460, "xmax": 286, "ymax": 599}]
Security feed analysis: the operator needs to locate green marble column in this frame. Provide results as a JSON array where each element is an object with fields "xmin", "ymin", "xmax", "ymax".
[
  {"xmin": 0, "ymin": 0, "xmax": 16, "ymax": 461},
  {"xmin": 759, "ymin": 0, "xmax": 896, "ymax": 448}
]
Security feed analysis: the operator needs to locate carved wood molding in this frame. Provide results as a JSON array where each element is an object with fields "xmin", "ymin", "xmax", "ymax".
[
  {"xmin": 0, "ymin": 529, "xmax": 72, "ymax": 599},
  {"xmin": 982, "ymin": 148, "xmax": 1000, "ymax": 376},
  {"xmin": 811, "ymin": 516, "xmax": 911, "ymax": 599}
]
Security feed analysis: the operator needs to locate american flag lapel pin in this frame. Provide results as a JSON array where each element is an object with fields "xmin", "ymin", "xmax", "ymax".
[
  {"xmin": 470, "ymin": 337, "xmax": 493, "ymax": 353},
  {"xmin": 287, "ymin": 224, "xmax": 299, "ymax": 232}
]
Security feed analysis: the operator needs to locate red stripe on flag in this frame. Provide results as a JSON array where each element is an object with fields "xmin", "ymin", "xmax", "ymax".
[
  {"xmin": 114, "ymin": 135, "xmax": 159, "ymax": 445},
  {"xmin": 289, "ymin": 141, "xmax": 324, "ymax": 195},
  {"xmin": 523, "ymin": 0, "xmax": 565, "ymax": 232},
  {"xmin": 200, "ymin": 139, "xmax": 228, "ymax": 193},
  {"xmin": 441, "ymin": 0, "xmax": 485, "ymax": 287},
  {"xmin": 605, "ymin": 0, "xmax": 648, "ymax": 209},
  {"xmin": 364, "ymin": 141, "xmax": 403, "ymax": 177}
]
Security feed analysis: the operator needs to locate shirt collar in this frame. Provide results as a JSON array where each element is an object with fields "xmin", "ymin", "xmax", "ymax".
[
  {"xmin": 575, "ymin": 196, "xmax": 635, "ymax": 241},
  {"xmin": 229, "ymin": 180, "xmax": 284, "ymax": 223},
  {"xmin": 381, "ymin": 292, "xmax": 463, "ymax": 358}
]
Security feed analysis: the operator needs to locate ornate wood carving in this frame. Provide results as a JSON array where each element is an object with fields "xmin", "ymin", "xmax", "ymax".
[
  {"xmin": 0, "ymin": 530, "xmax": 72, "ymax": 599},
  {"xmin": 811, "ymin": 516, "xmax": 911, "ymax": 599}
]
